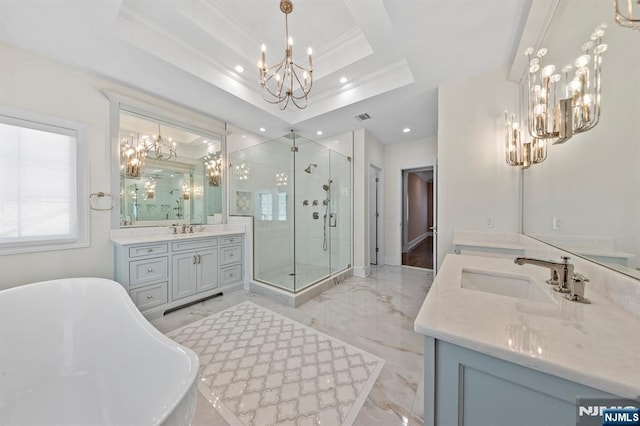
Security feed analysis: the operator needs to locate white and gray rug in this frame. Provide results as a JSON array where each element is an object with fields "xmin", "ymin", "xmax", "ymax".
[{"xmin": 167, "ymin": 301, "xmax": 385, "ymax": 426}]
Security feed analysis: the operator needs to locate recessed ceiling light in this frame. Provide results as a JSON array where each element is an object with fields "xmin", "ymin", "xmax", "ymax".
[
  {"xmin": 259, "ymin": 127, "xmax": 266, "ymax": 132},
  {"xmin": 339, "ymin": 76, "xmax": 348, "ymax": 84},
  {"xmin": 202, "ymin": 139, "xmax": 208, "ymax": 144},
  {"xmin": 402, "ymin": 128, "xmax": 411, "ymax": 133},
  {"xmin": 242, "ymin": 135, "xmax": 247, "ymax": 138},
  {"xmin": 234, "ymin": 65, "xmax": 245, "ymax": 73},
  {"xmin": 316, "ymin": 130, "xmax": 323, "ymax": 136}
]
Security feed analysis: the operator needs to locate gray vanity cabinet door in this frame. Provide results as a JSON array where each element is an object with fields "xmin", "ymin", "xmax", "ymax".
[
  {"xmin": 197, "ymin": 248, "xmax": 219, "ymax": 292},
  {"xmin": 172, "ymin": 252, "xmax": 198, "ymax": 300}
]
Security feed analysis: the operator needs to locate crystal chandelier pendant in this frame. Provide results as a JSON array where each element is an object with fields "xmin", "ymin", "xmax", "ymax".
[{"xmin": 259, "ymin": 0, "xmax": 313, "ymax": 110}]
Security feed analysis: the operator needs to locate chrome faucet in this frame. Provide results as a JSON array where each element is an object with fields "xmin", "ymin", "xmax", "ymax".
[
  {"xmin": 514, "ymin": 256, "xmax": 591, "ymax": 303},
  {"xmin": 514, "ymin": 256, "xmax": 573, "ymax": 293}
]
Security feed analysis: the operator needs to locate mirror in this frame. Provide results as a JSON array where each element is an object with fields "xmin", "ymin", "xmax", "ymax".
[
  {"xmin": 522, "ymin": 0, "xmax": 640, "ymax": 280},
  {"xmin": 118, "ymin": 110, "xmax": 224, "ymax": 227}
]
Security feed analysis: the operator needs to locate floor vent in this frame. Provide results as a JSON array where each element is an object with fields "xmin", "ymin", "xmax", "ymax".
[{"xmin": 354, "ymin": 113, "xmax": 372, "ymax": 121}]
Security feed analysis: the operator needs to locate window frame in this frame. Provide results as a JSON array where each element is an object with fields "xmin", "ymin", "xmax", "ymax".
[{"xmin": 0, "ymin": 105, "xmax": 89, "ymax": 255}]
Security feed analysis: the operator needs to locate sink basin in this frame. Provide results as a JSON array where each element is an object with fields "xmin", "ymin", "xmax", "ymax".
[{"xmin": 460, "ymin": 268, "xmax": 556, "ymax": 304}]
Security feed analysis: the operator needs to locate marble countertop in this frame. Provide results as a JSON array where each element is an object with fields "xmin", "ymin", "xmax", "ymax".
[
  {"xmin": 111, "ymin": 225, "xmax": 245, "ymax": 246},
  {"xmin": 414, "ymin": 254, "xmax": 640, "ymax": 400},
  {"xmin": 453, "ymin": 230, "xmax": 525, "ymax": 250}
]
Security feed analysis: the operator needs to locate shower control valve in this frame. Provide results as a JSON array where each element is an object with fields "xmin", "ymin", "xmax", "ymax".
[
  {"xmin": 312, "ymin": 200, "xmax": 318, "ymax": 206},
  {"xmin": 313, "ymin": 212, "xmax": 320, "ymax": 219},
  {"xmin": 303, "ymin": 200, "xmax": 309, "ymax": 206}
]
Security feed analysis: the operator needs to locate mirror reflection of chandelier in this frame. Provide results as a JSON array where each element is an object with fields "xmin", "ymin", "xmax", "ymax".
[
  {"xmin": 182, "ymin": 182, "xmax": 190, "ymax": 200},
  {"xmin": 204, "ymin": 152, "xmax": 222, "ymax": 187},
  {"xmin": 120, "ymin": 125, "xmax": 177, "ymax": 178},
  {"xmin": 235, "ymin": 163, "xmax": 250, "ymax": 181},
  {"xmin": 258, "ymin": 0, "xmax": 313, "ymax": 110},
  {"xmin": 147, "ymin": 124, "xmax": 177, "ymax": 161},
  {"xmin": 275, "ymin": 171, "xmax": 288, "ymax": 191}
]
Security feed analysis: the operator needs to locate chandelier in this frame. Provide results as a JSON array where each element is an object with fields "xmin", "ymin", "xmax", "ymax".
[
  {"xmin": 615, "ymin": 0, "xmax": 640, "ymax": 29},
  {"xmin": 524, "ymin": 24, "xmax": 607, "ymax": 144},
  {"xmin": 120, "ymin": 125, "xmax": 177, "ymax": 178},
  {"xmin": 504, "ymin": 111, "xmax": 546, "ymax": 168},
  {"xmin": 258, "ymin": 0, "xmax": 313, "ymax": 110},
  {"xmin": 204, "ymin": 152, "xmax": 222, "ymax": 187}
]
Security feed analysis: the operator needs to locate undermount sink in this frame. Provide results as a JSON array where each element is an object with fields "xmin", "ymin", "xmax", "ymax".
[{"xmin": 460, "ymin": 268, "xmax": 556, "ymax": 304}]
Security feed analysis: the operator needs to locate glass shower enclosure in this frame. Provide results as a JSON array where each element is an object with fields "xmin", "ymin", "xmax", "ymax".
[{"xmin": 229, "ymin": 133, "xmax": 351, "ymax": 293}]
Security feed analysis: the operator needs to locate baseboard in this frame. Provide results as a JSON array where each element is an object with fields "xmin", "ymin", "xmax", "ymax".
[{"xmin": 407, "ymin": 232, "xmax": 430, "ymax": 251}]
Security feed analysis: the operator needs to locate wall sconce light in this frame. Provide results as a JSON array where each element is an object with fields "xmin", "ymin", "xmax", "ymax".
[
  {"xmin": 182, "ymin": 182, "xmax": 190, "ymax": 200},
  {"xmin": 144, "ymin": 177, "xmax": 156, "ymax": 199},
  {"xmin": 505, "ymin": 111, "xmax": 547, "ymax": 168},
  {"xmin": 525, "ymin": 24, "xmax": 607, "ymax": 144},
  {"xmin": 615, "ymin": 0, "xmax": 640, "ymax": 29},
  {"xmin": 275, "ymin": 171, "xmax": 288, "ymax": 191},
  {"xmin": 204, "ymin": 152, "xmax": 223, "ymax": 187},
  {"xmin": 120, "ymin": 134, "xmax": 147, "ymax": 178}
]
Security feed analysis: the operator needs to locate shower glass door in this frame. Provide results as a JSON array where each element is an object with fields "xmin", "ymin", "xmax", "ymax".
[
  {"xmin": 293, "ymin": 136, "xmax": 332, "ymax": 291},
  {"xmin": 329, "ymin": 149, "xmax": 351, "ymax": 273}
]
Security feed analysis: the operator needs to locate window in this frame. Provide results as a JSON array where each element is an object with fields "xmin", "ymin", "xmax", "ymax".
[
  {"xmin": 258, "ymin": 191, "xmax": 287, "ymax": 221},
  {"xmin": 277, "ymin": 193, "xmax": 287, "ymax": 221},
  {"xmin": 0, "ymin": 107, "xmax": 89, "ymax": 254},
  {"xmin": 259, "ymin": 192, "xmax": 273, "ymax": 221}
]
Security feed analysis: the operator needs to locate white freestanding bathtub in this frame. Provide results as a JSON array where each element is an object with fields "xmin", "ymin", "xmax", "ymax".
[{"xmin": 0, "ymin": 278, "xmax": 199, "ymax": 425}]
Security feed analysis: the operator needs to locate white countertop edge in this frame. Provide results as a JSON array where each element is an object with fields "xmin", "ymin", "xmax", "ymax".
[
  {"xmin": 111, "ymin": 228, "xmax": 245, "ymax": 246},
  {"xmin": 453, "ymin": 239, "xmax": 525, "ymax": 250},
  {"xmin": 414, "ymin": 322, "xmax": 639, "ymax": 400}
]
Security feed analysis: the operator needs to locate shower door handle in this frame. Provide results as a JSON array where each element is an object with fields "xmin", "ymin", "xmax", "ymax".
[{"xmin": 329, "ymin": 213, "xmax": 337, "ymax": 227}]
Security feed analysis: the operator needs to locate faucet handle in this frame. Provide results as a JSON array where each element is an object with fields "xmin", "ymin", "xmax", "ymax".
[
  {"xmin": 566, "ymin": 273, "xmax": 591, "ymax": 304},
  {"xmin": 561, "ymin": 256, "xmax": 571, "ymax": 263}
]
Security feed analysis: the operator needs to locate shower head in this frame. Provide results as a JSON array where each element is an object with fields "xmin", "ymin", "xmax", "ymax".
[
  {"xmin": 304, "ymin": 163, "xmax": 317, "ymax": 174},
  {"xmin": 322, "ymin": 184, "xmax": 330, "ymax": 191}
]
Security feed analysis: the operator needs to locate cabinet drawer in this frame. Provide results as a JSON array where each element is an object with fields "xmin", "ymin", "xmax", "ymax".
[
  {"xmin": 220, "ymin": 245, "xmax": 242, "ymax": 265},
  {"xmin": 220, "ymin": 264, "xmax": 242, "ymax": 286},
  {"xmin": 172, "ymin": 238, "xmax": 218, "ymax": 252},
  {"xmin": 129, "ymin": 243, "xmax": 168, "ymax": 258},
  {"xmin": 220, "ymin": 235, "xmax": 243, "ymax": 246},
  {"xmin": 130, "ymin": 282, "xmax": 168, "ymax": 311},
  {"xmin": 129, "ymin": 257, "xmax": 168, "ymax": 288}
]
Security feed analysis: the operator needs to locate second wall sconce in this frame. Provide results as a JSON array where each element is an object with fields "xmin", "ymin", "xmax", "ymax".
[{"xmin": 505, "ymin": 111, "xmax": 547, "ymax": 168}]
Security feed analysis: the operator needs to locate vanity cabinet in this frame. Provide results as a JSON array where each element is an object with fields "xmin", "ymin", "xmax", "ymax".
[
  {"xmin": 424, "ymin": 338, "xmax": 613, "ymax": 426},
  {"xmin": 114, "ymin": 233, "xmax": 244, "ymax": 318}
]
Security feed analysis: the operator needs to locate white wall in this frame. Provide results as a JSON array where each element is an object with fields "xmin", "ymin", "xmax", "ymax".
[
  {"xmin": 0, "ymin": 43, "xmax": 227, "ymax": 289},
  {"xmin": 383, "ymin": 138, "xmax": 437, "ymax": 266},
  {"xmin": 352, "ymin": 129, "xmax": 384, "ymax": 276},
  {"xmin": 0, "ymin": 44, "xmax": 113, "ymax": 288},
  {"xmin": 437, "ymin": 66, "xmax": 521, "ymax": 269}
]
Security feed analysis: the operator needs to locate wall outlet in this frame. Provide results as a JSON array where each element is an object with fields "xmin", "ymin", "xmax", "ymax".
[
  {"xmin": 552, "ymin": 217, "xmax": 563, "ymax": 230},
  {"xmin": 484, "ymin": 216, "xmax": 494, "ymax": 228}
]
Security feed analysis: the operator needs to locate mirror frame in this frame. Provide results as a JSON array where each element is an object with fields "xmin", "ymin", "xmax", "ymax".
[{"xmin": 105, "ymin": 90, "xmax": 228, "ymax": 229}]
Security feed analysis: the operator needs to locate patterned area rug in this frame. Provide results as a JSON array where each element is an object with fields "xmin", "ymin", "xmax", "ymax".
[{"xmin": 167, "ymin": 301, "xmax": 385, "ymax": 426}]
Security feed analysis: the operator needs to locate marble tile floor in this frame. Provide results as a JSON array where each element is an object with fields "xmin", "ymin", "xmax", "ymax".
[{"xmin": 152, "ymin": 265, "xmax": 434, "ymax": 425}]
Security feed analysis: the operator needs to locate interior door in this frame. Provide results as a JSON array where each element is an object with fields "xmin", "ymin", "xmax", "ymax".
[{"xmin": 369, "ymin": 166, "xmax": 379, "ymax": 265}]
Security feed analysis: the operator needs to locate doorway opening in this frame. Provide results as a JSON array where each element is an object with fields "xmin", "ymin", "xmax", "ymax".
[{"xmin": 402, "ymin": 167, "xmax": 434, "ymax": 269}]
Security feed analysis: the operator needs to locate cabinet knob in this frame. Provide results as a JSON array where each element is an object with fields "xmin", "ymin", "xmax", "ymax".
[
  {"xmin": 147, "ymin": 249, "xmax": 153, "ymax": 253},
  {"xmin": 147, "ymin": 268, "xmax": 153, "ymax": 272},
  {"xmin": 230, "ymin": 253, "xmax": 234, "ymax": 257},
  {"xmin": 147, "ymin": 295, "xmax": 153, "ymax": 299},
  {"xmin": 230, "ymin": 273, "xmax": 234, "ymax": 277}
]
